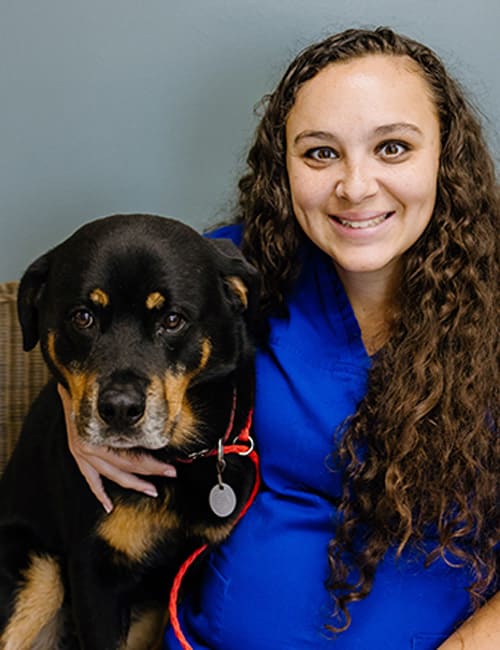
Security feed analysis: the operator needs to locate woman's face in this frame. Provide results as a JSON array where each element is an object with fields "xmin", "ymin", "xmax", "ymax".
[{"xmin": 285, "ymin": 55, "xmax": 441, "ymax": 286}]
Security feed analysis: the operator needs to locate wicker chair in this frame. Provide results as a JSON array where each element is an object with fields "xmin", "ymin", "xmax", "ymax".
[{"xmin": 0, "ymin": 281, "xmax": 49, "ymax": 474}]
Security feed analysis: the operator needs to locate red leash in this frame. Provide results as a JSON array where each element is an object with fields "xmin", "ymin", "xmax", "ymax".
[{"xmin": 168, "ymin": 408, "xmax": 260, "ymax": 650}]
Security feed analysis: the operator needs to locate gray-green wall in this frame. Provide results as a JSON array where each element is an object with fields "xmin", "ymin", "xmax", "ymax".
[{"xmin": 1, "ymin": 0, "xmax": 498, "ymax": 281}]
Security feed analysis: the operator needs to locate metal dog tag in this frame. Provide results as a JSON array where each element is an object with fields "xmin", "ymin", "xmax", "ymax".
[{"xmin": 209, "ymin": 483, "xmax": 237, "ymax": 518}]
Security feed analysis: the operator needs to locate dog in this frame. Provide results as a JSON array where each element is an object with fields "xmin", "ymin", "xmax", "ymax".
[{"xmin": 0, "ymin": 214, "xmax": 259, "ymax": 649}]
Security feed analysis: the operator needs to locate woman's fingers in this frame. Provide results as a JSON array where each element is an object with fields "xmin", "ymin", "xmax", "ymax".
[
  {"xmin": 76, "ymin": 458, "xmax": 114, "ymax": 514},
  {"xmin": 85, "ymin": 448, "xmax": 177, "ymax": 478}
]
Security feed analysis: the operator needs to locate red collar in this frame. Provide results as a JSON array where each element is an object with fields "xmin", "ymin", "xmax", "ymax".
[{"xmin": 176, "ymin": 388, "xmax": 254, "ymax": 464}]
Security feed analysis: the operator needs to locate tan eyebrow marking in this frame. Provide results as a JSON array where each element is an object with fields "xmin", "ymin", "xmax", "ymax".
[
  {"xmin": 89, "ymin": 288, "xmax": 109, "ymax": 307},
  {"xmin": 146, "ymin": 292, "xmax": 166, "ymax": 310}
]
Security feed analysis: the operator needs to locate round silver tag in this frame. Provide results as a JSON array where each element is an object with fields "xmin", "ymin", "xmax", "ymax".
[{"xmin": 209, "ymin": 483, "xmax": 237, "ymax": 518}]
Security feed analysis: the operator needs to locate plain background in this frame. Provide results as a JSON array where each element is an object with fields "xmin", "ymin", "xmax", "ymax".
[{"xmin": 1, "ymin": 0, "xmax": 498, "ymax": 281}]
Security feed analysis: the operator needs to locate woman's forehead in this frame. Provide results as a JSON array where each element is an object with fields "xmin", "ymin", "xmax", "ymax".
[{"xmin": 286, "ymin": 55, "xmax": 438, "ymax": 136}]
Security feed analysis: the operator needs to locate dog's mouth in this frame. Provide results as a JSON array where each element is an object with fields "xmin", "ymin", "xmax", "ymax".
[
  {"xmin": 77, "ymin": 410, "xmax": 190, "ymax": 451},
  {"xmin": 77, "ymin": 419, "xmax": 168, "ymax": 451},
  {"xmin": 101, "ymin": 434, "xmax": 170, "ymax": 451},
  {"xmin": 95, "ymin": 413, "xmax": 188, "ymax": 451}
]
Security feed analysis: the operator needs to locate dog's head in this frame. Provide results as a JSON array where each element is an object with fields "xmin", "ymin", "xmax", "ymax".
[{"xmin": 18, "ymin": 214, "xmax": 258, "ymax": 453}]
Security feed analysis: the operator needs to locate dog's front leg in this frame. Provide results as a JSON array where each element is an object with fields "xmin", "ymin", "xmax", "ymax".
[{"xmin": 68, "ymin": 541, "xmax": 130, "ymax": 650}]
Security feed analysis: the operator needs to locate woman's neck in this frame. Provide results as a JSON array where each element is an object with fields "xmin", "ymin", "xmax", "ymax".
[{"xmin": 335, "ymin": 264, "xmax": 399, "ymax": 356}]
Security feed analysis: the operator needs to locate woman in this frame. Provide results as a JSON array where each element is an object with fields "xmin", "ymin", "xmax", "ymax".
[{"xmin": 61, "ymin": 27, "xmax": 499, "ymax": 649}]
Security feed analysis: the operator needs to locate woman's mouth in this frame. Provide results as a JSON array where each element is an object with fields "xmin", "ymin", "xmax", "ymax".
[{"xmin": 331, "ymin": 211, "xmax": 395, "ymax": 229}]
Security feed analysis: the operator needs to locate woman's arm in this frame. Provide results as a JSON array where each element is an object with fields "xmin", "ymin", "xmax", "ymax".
[
  {"xmin": 438, "ymin": 591, "xmax": 500, "ymax": 649},
  {"xmin": 58, "ymin": 384, "xmax": 176, "ymax": 513}
]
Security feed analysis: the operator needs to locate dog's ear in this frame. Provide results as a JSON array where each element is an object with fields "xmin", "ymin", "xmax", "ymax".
[
  {"xmin": 208, "ymin": 238, "xmax": 260, "ymax": 317},
  {"xmin": 17, "ymin": 253, "xmax": 51, "ymax": 351}
]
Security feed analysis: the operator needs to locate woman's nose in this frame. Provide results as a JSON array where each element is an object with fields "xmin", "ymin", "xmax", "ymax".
[{"xmin": 334, "ymin": 160, "xmax": 378, "ymax": 203}]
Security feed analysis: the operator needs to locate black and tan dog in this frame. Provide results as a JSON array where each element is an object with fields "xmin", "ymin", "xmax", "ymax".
[{"xmin": 0, "ymin": 214, "xmax": 259, "ymax": 649}]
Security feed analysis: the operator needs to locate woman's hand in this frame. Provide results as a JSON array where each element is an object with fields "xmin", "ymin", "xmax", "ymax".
[{"xmin": 57, "ymin": 384, "xmax": 177, "ymax": 513}]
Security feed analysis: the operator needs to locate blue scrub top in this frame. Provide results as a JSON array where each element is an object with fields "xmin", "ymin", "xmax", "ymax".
[{"xmin": 164, "ymin": 225, "xmax": 473, "ymax": 650}]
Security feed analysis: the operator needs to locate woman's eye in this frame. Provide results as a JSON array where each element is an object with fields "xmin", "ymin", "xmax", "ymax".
[
  {"xmin": 305, "ymin": 147, "xmax": 338, "ymax": 161},
  {"xmin": 162, "ymin": 312, "xmax": 186, "ymax": 333},
  {"xmin": 71, "ymin": 309, "xmax": 95, "ymax": 330},
  {"xmin": 379, "ymin": 141, "xmax": 408, "ymax": 158}
]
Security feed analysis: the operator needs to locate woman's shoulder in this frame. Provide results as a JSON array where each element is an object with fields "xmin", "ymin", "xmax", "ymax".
[{"xmin": 204, "ymin": 222, "xmax": 243, "ymax": 247}]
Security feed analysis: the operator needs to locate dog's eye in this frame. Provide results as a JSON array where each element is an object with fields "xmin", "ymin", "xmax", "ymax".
[
  {"xmin": 71, "ymin": 309, "xmax": 95, "ymax": 330},
  {"xmin": 162, "ymin": 312, "xmax": 186, "ymax": 333}
]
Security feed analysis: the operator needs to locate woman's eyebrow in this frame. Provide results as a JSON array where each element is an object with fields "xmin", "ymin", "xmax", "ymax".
[
  {"xmin": 292, "ymin": 123, "xmax": 423, "ymax": 146},
  {"xmin": 292, "ymin": 130, "xmax": 336, "ymax": 145},
  {"xmin": 374, "ymin": 122, "xmax": 423, "ymax": 136}
]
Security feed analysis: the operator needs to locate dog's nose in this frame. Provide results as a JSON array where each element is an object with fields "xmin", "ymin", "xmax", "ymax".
[{"xmin": 98, "ymin": 384, "xmax": 145, "ymax": 428}]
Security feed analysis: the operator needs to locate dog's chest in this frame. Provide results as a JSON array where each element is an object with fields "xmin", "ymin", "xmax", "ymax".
[{"xmin": 96, "ymin": 494, "xmax": 181, "ymax": 563}]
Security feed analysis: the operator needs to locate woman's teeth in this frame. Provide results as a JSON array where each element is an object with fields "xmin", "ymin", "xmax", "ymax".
[{"xmin": 335, "ymin": 212, "xmax": 393, "ymax": 229}]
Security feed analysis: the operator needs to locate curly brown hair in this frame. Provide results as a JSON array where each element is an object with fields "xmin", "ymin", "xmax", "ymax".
[{"xmin": 236, "ymin": 27, "xmax": 499, "ymax": 631}]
